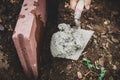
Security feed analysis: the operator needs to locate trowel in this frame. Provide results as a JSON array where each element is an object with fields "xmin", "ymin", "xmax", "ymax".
[
  {"xmin": 73, "ymin": 0, "xmax": 94, "ymax": 55},
  {"xmin": 50, "ymin": 0, "xmax": 94, "ymax": 60}
]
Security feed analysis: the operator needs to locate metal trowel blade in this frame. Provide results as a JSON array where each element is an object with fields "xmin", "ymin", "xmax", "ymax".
[{"xmin": 66, "ymin": 29, "xmax": 94, "ymax": 60}]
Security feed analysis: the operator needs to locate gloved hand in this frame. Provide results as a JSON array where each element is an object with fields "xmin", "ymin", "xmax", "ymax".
[{"xmin": 70, "ymin": 0, "xmax": 91, "ymax": 10}]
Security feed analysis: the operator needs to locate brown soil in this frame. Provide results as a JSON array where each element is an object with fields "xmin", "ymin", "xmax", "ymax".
[{"xmin": 0, "ymin": 0, "xmax": 120, "ymax": 80}]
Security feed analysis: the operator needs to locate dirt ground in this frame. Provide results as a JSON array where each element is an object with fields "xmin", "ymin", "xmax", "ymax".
[{"xmin": 0, "ymin": 0, "xmax": 120, "ymax": 80}]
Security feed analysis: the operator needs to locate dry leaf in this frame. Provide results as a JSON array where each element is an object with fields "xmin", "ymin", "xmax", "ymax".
[
  {"xmin": 93, "ymin": 25, "xmax": 106, "ymax": 33},
  {"xmin": 111, "ymin": 36, "xmax": 119, "ymax": 43},
  {"xmin": 93, "ymin": 34, "xmax": 97, "ymax": 38},
  {"xmin": 105, "ymin": 42, "xmax": 109, "ymax": 48},
  {"xmin": 107, "ymin": 54, "xmax": 112, "ymax": 64},
  {"xmin": 107, "ymin": 39, "xmax": 113, "ymax": 44},
  {"xmin": 86, "ymin": 25, "xmax": 94, "ymax": 30}
]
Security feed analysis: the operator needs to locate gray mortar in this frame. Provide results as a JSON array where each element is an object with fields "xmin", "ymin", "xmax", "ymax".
[{"xmin": 50, "ymin": 23, "xmax": 94, "ymax": 60}]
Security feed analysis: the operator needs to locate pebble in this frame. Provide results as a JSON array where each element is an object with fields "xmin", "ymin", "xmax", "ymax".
[
  {"xmin": 112, "ymin": 65, "xmax": 117, "ymax": 70},
  {"xmin": 104, "ymin": 20, "xmax": 110, "ymax": 25},
  {"xmin": 66, "ymin": 64, "xmax": 72, "ymax": 70},
  {"xmin": 98, "ymin": 57, "xmax": 105, "ymax": 66},
  {"xmin": 77, "ymin": 71, "xmax": 82, "ymax": 79},
  {"xmin": 0, "ymin": 24, "xmax": 4, "ymax": 31}
]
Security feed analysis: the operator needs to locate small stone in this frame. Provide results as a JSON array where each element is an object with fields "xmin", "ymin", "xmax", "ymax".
[
  {"xmin": 88, "ymin": 17, "xmax": 94, "ymax": 20},
  {"xmin": 8, "ymin": 25, "xmax": 13, "ymax": 31},
  {"xmin": 94, "ymin": 6, "xmax": 98, "ymax": 9},
  {"xmin": 64, "ymin": 3, "xmax": 69, "ymax": 8},
  {"xmin": 104, "ymin": 20, "xmax": 110, "ymax": 25},
  {"xmin": 112, "ymin": 65, "xmax": 117, "ymax": 70},
  {"xmin": 8, "ymin": 16, "xmax": 12, "ymax": 19},
  {"xmin": 98, "ymin": 57, "xmax": 105, "ymax": 66},
  {"xmin": 0, "ymin": 24, "xmax": 4, "ymax": 31},
  {"xmin": 77, "ymin": 71, "xmax": 82, "ymax": 79},
  {"xmin": 66, "ymin": 64, "xmax": 72, "ymax": 70}
]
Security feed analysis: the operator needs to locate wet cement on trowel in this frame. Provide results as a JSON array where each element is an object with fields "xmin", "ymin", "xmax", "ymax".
[{"xmin": 50, "ymin": 23, "xmax": 94, "ymax": 60}]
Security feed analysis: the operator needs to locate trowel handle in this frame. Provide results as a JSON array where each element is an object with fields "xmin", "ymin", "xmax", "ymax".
[{"xmin": 74, "ymin": 0, "xmax": 85, "ymax": 28}]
